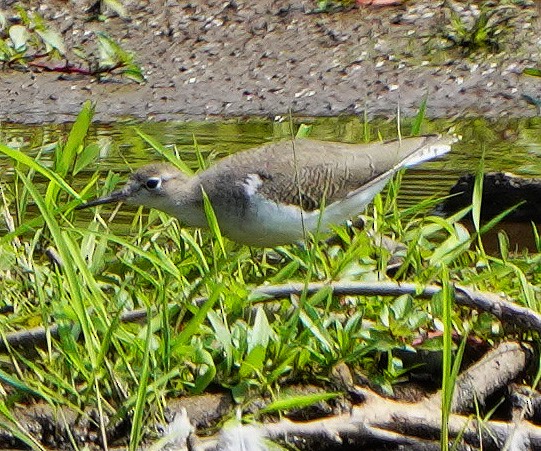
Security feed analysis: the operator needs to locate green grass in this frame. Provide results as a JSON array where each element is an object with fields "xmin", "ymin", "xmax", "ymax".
[
  {"xmin": 0, "ymin": 105, "xmax": 540, "ymax": 448},
  {"xmin": 443, "ymin": 1, "xmax": 517, "ymax": 55},
  {"xmin": 0, "ymin": 6, "xmax": 144, "ymax": 82}
]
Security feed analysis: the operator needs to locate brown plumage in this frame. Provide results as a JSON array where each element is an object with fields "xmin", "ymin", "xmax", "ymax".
[{"xmin": 78, "ymin": 136, "xmax": 453, "ymax": 246}]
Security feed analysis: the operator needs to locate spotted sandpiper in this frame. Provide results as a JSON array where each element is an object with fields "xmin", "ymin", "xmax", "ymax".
[{"xmin": 77, "ymin": 136, "xmax": 452, "ymax": 247}]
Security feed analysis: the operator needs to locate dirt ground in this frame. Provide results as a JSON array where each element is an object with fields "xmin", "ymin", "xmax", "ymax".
[{"xmin": 0, "ymin": 0, "xmax": 540, "ymax": 124}]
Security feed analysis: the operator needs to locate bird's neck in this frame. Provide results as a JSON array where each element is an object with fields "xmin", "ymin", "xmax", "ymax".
[{"xmin": 160, "ymin": 182, "xmax": 208, "ymax": 228}]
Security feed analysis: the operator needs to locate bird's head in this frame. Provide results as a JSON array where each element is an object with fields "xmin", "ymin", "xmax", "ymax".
[{"xmin": 77, "ymin": 163, "xmax": 190, "ymax": 212}]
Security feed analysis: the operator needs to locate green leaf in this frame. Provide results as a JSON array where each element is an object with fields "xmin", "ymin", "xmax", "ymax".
[
  {"xmin": 202, "ymin": 189, "xmax": 226, "ymax": 255},
  {"xmin": 73, "ymin": 143, "xmax": 100, "ymax": 175},
  {"xmin": 429, "ymin": 223, "xmax": 471, "ymax": 266},
  {"xmin": 247, "ymin": 307, "xmax": 273, "ymax": 354},
  {"xmin": 268, "ymin": 260, "xmax": 300, "ymax": 284},
  {"xmin": 231, "ymin": 380, "xmax": 250, "ymax": 403},
  {"xmin": 43, "ymin": 100, "xmax": 94, "ymax": 208},
  {"xmin": 391, "ymin": 295, "xmax": 412, "ymax": 321},
  {"xmin": 8, "ymin": 25, "xmax": 29, "ymax": 51},
  {"xmin": 207, "ymin": 311, "xmax": 233, "ymax": 351},
  {"xmin": 192, "ymin": 348, "xmax": 216, "ymax": 394},
  {"xmin": 96, "ymin": 32, "xmax": 132, "ymax": 67},
  {"xmin": 411, "ymin": 93, "xmax": 428, "ymax": 136},
  {"xmin": 175, "ymin": 287, "xmax": 221, "ymax": 346},
  {"xmin": 135, "ymin": 128, "xmax": 193, "ymax": 174},
  {"xmin": 60, "ymin": 100, "xmax": 94, "ymax": 176},
  {"xmin": 129, "ymin": 307, "xmax": 152, "ymax": 451},
  {"xmin": 308, "ymin": 285, "xmax": 333, "ymax": 307},
  {"xmin": 497, "ymin": 230, "xmax": 509, "ymax": 261},
  {"xmin": 523, "ymin": 68, "xmax": 541, "ymax": 77},
  {"xmin": 380, "ymin": 304, "xmax": 390, "ymax": 328},
  {"xmin": 96, "ymin": 32, "xmax": 121, "ymax": 66},
  {"xmin": 295, "ymin": 124, "xmax": 313, "ymax": 138},
  {"xmin": 440, "ymin": 265, "xmax": 454, "ymax": 450},
  {"xmin": 0, "ymin": 368, "xmax": 45, "ymax": 399},
  {"xmin": 239, "ymin": 344, "xmax": 266, "ymax": 378},
  {"xmin": 122, "ymin": 66, "xmax": 146, "ymax": 83},
  {"xmin": 472, "ymin": 158, "xmax": 485, "ymax": 234},
  {"xmin": 103, "ymin": 0, "xmax": 128, "ymax": 18},
  {"xmin": 299, "ymin": 309, "xmax": 332, "ymax": 353},
  {"xmin": 261, "ymin": 392, "xmax": 341, "ymax": 413},
  {"xmin": 36, "ymin": 28, "xmax": 66, "ymax": 55},
  {"xmin": 478, "ymin": 202, "xmax": 525, "ymax": 236}
]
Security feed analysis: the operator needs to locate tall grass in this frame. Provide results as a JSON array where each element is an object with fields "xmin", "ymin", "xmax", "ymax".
[{"xmin": 0, "ymin": 105, "xmax": 539, "ymax": 447}]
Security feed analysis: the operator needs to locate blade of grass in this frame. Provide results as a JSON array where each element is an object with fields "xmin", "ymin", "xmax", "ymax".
[
  {"xmin": 129, "ymin": 307, "xmax": 153, "ymax": 451},
  {"xmin": 0, "ymin": 368, "xmax": 48, "ymax": 400},
  {"xmin": 532, "ymin": 222, "xmax": 540, "ymax": 252},
  {"xmin": 472, "ymin": 154, "xmax": 485, "ymax": 254},
  {"xmin": 192, "ymin": 347, "xmax": 216, "ymax": 394},
  {"xmin": 135, "ymin": 128, "xmax": 193, "ymax": 175},
  {"xmin": 74, "ymin": 228, "xmax": 182, "ymax": 279},
  {"xmin": 192, "ymin": 134, "xmax": 207, "ymax": 170},
  {"xmin": 0, "ymin": 144, "xmax": 80, "ymax": 199},
  {"xmin": 441, "ymin": 264, "xmax": 454, "ymax": 451},
  {"xmin": 17, "ymin": 170, "xmax": 99, "ymax": 365},
  {"xmin": 58, "ymin": 100, "xmax": 94, "ymax": 176},
  {"xmin": 202, "ymin": 189, "xmax": 226, "ymax": 257},
  {"xmin": 175, "ymin": 284, "xmax": 222, "ymax": 346},
  {"xmin": 411, "ymin": 93, "xmax": 428, "ymax": 136}
]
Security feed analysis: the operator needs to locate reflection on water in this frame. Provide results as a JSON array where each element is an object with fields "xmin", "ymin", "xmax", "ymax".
[{"xmin": 1, "ymin": 115, "xmax": 540, "ymax": 247}]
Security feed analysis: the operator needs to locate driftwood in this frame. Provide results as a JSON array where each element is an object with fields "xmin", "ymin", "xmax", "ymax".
[
  {"xmin": 1, "ymin": 342, "xmax": 533, "ymax": 449},
  {"xmin": 2, "ymin": 281, "xmax": 541, "ymax": 352},
  {"xmin": 160, "ymin": 342, "xmax": 536, "ymax": 451},
  {"xmin": 435, "ymin": 172, "xmax": 541, "ymax": 222}
]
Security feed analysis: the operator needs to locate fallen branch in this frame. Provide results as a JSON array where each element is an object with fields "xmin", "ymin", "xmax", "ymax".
[
  {"xmin": 251, "ymin": 281, "xmax": 541, "ymax": 332},
  {"xmin": 0, "ymin": 337, "xmax": 534, "ymax": 450},
  {"xmin": 167, "ymin": 342, "xmax": 536, "ymax": 451},
  {"xmin": 2, "ymin": 281, "xmax": 540, "ymax": 352}
]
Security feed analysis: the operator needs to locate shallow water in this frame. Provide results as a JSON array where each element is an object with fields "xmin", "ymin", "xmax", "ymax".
[{"xmin": 1, "ymin": 115, "xmax": 540, "ymax": 243}]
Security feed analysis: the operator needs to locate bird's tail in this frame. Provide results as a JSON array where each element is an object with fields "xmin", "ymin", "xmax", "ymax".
[{"xmin": 402, "ymin": 135, "xmax": 458, "ymax": 168}]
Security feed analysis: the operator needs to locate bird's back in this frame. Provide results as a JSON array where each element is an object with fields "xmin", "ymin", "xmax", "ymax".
[
  {"xmin": 198, "ymin": 136, "xmax": 448, "ymax": 210},
  {"xmin": 189, "ymin": 136, "xmax": 451, "ymax": 246},
  {"xmin": 78, "ymin": 136, "xmax": 451, "ymax": 246}
]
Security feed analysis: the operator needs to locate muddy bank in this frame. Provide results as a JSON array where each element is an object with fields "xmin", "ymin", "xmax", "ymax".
[{"xmin": 0, "ymin": 0, "xmax": 540, "ymax": 124}]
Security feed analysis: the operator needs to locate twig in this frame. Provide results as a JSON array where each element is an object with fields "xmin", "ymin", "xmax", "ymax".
[
  {"xmin": 166, "ymin": 342, "xmax": 534, "ymax": 451},
  {"xmin": 27, "ymin": 60, "xmax": 94, "ymax": 75},
  {"xmin": 2, "ymin": 281, "xmax": 540, "ymax": 352}
]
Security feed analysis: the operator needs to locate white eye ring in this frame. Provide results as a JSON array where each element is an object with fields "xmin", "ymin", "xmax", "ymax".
[{"xmin": 145, "ymin": 177, "xmax": 162, "ymax": 190}]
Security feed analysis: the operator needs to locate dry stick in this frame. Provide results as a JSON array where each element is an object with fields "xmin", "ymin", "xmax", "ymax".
[
  {"xmin": 251, "ymin": 281, "xmax": 541, "ymax": 331},
  {"xmin": 2, "ymin": 281, "xmax": 541, "ymax": 352},
  {"xmin": 4, "ymin": 340, "xmax": 529, "ymax": 451},
  {"xmin": 183, "ymin": 342, "xmax": 534, "ymax": 451}
]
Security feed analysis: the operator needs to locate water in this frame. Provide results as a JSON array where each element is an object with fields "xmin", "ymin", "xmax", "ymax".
[{"xmin": 1, "ymin": 115, "xmax": 540, "ymax": 244}]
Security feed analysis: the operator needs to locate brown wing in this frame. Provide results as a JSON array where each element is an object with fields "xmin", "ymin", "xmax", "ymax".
[{"xmin": 199, "ymin": 136, "xmax": 446, "ymax": 212}]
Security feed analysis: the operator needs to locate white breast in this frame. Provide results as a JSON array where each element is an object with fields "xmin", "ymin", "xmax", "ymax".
[{"xmin": 218, "ymin": 176, "xmax": 391, "ymax": 247}]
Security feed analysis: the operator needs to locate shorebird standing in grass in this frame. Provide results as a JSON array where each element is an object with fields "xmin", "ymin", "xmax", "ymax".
[{"xmin": 77, "ymin": 136, "xmax": 453, "ymax": 247}]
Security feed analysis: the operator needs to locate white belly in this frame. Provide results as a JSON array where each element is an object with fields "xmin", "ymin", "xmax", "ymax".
[{"xmin": 219, "ymin": 177, "xmax": 390, "ymax": 247}]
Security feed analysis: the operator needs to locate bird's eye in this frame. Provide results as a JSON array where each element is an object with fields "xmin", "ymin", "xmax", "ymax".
[{"xmin": 145, "ymin": 177, "xmax": 161, "ymax": 190}]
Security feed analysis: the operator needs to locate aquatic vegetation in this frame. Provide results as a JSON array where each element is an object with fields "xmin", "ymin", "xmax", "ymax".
[
  {"xmin": 0, "ymin": 103, "xmax": 540, "ymax": 448},
  {"xmin": 0, "ymin": 5, "xmax": 144, "ymax": 82}
]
